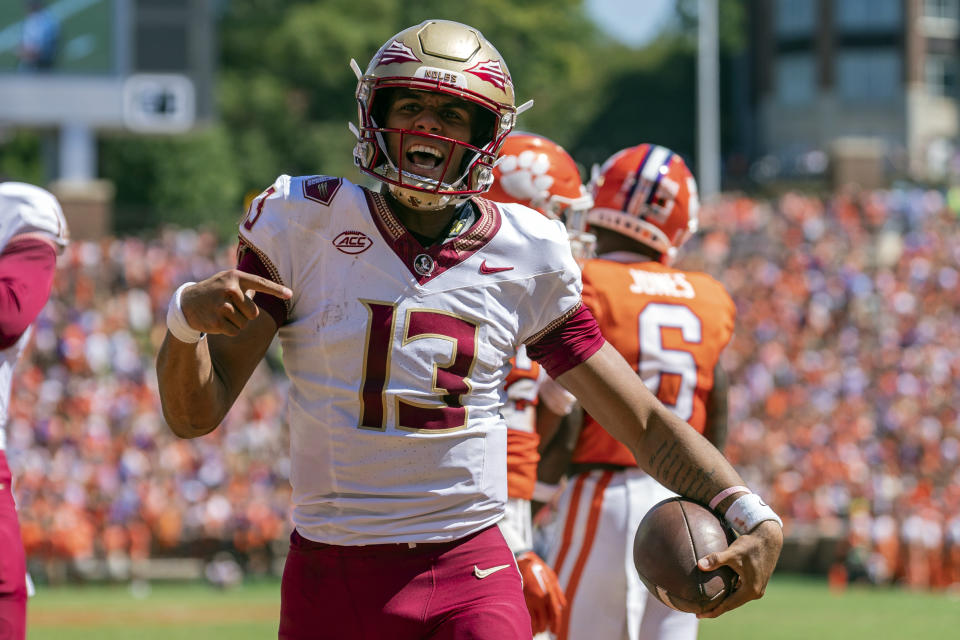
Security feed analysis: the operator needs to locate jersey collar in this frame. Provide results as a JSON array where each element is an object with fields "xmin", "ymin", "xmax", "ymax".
[{"xmin": 363, "ymin": 189, "xmax": 502, "ymax": 285}]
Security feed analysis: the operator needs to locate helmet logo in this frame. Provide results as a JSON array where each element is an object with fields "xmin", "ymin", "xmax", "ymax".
[
  {"xmin": 377, "ymin": 40, "xmax": 422, "ymax": 66},
  {"xmin": 413, "ymin": 253, "xmax": 435, "ymax": 276},
  {"xmin": 465, "ymin": 59, "xmax": 508, "ymax": 90},
  {"xmin": 497, "ymin": 152, "xmax": 554, "ymax": 202},
  {"xmin": 621, "ymin": 146, "xmax": 676, "ymax": 222},
  {"xmin": 333, "ymin": 231, "xmax": 373, "ymax": 255}
]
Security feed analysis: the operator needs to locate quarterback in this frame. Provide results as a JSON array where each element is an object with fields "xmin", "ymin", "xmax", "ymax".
[
  {"xmin": 156, "ymin": 20, "xmax": 782, "ymax": 639},
  {"xmin": 0, "ymin": 182, "xmax": 69, "ymax": 640}
]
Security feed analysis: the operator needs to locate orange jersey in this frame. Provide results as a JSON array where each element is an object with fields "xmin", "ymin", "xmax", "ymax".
[
  {"xmin": 573, "ymin": 255, "xmax": 735, "ymax": 467},
  {"xmin": 503, "ymin": 347, "xmax": 542, "ymax": 500},
  {"xmin": 503, "ymin": 348, "xmax": 541, "ymax": 415}
]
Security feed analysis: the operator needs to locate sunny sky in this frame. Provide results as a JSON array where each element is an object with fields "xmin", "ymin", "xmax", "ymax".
[{"xmin": 585, "ymin": 0, "xmax": 677, "ymax": 47}]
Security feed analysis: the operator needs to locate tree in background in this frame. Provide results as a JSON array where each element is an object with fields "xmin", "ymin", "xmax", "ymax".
[
  {"xmin": 0, "ymin": 131, "xmax": 45, "ymax": 185},
  {"xmin": 1, "ymin": 0, "xmax": 747, "ymax": 236},
  {"xmin": 101, "ymin": 0, "xmax": 619, "ymax": 236},
  {"xmin": 216, "ymin": 0, "xmax": 613, "ymax": 188},
  {"xmin": 570, "ymin": 0, "xmax": 747, "ymax": 177},
  {"xmin": 100, "ymin": 128, "xmax": 243, "ymax": 235}
]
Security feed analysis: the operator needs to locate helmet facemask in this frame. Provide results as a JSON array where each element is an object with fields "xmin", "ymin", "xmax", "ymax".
[
  {"xmin": 557, "ymin": 194, "xmax": 598, "ymax": 261},
  {"xmin": 356, "ymin": 82, "xmax": 505, "ymax": 210}
]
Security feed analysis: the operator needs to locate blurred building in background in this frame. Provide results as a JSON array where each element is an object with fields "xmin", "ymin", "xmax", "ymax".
[
  {"xmin": 0, "ymin": 0, "xmax": 216, "ymax": 238},
  {"xmin": 748, "ymin": 0, "xmax": 960, "ymax": 187}
]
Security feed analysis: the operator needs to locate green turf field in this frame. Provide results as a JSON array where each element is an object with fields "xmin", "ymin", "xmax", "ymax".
[
  {"xmin": 699, "ymin": 575, "xmax": 960, "ymax": 640},
  {"xmin": 28, "ymin": 579, "xmax": 280, "ymax": 639},
  {"xmin": 26, "ymin": 574, "xmax": 960, "ymax": 639}
]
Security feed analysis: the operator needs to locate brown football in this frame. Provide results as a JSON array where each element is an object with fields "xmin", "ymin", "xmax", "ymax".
[{"xmin": 633, "ymin": 497, "xmax": 738, "ymax": 614}]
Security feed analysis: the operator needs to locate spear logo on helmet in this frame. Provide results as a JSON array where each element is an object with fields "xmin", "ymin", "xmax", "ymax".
[
  {"xmin": 465, "ymin": 59, "xmax": 508, "ymax": 90},
  {"xmin": 377, "ymin": 40, "xmax": 422, "ymax": 67}
]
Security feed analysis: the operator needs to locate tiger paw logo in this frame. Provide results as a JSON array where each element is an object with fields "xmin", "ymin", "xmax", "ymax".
[{"xmin": 497, "ymin": 151, "xmax": 554, "ymax": 203}]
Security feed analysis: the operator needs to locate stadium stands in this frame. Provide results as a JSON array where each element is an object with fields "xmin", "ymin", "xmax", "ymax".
[{"xmin": 8, "ymin": 187, "xmax": 960, "ymax": 590}]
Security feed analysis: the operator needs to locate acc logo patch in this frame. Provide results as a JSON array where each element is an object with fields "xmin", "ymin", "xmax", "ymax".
[
  {"xmin": 377, "ymin": 40, "xmax": 422, "ymax": 66},
  {"xmin": 303, "ymin": 176, "xmax": 342, "ymax": 205},
  {"xmin": 334, "ymin": 231, "xmax": 372, "ymax": 254},
  {"xmin": 465, "ymin": 59, "xmax": 508, "ymax": 90}
]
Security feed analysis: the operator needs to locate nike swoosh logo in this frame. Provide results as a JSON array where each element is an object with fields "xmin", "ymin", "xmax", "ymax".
[
  {"xmin": 479, "ymin": 260, "xmax": 514, "ymax": 274},
  {"xmin": 473, "ymin": 564, "xmax": 510, "ymax": 579}
]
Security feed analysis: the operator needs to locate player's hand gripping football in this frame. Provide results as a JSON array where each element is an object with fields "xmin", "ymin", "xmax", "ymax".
[
  {"xmin": 517, "ymin": 551, "xmax": 566, "ymax": 634},
  {"xmin": 181, "ymin": 270, "xmax": 292, "ymax": 336},
  {"xmin": 695, "ymin": 520, "xmax": 783, "ymax": 618}
]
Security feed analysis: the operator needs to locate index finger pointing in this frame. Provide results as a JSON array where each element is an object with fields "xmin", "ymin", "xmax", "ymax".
[{"xmin": 237, "ymin": 272, "xmax": 292, "ymax": 299}]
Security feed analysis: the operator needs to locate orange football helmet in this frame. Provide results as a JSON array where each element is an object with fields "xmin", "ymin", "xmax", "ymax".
[
  {"xmin": 588, "ymin": 144, "xmax": 699, "ymax": 264},
  {"xmin": 487, "ymin": 132, "xmax": 595, "ymax": 257},
  {"xmin": 487, "ymin": 132, "xmax": 592, "ymax": 219}
]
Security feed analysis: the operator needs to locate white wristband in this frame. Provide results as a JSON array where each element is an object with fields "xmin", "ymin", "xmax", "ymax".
[
  {"xmin": 724, "ymin": 492, "xmax": 783, "ymax": 535},
  {"xmin": 166, "ymin": 282, "xmax": 205, "ymax": 343}
]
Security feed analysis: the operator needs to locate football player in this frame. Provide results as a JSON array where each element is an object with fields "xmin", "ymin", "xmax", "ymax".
[
  {"xmin": 0, "ymin": 181, "xmax": 69, "ymax": 640},
  {"xmin": 156, "ymin": 21, "xmax": 782, "ymax": 639},
  {"xmin": 486, "ymin": 131, "xmax": 595, "ymax": 635},
  {"xmin": 540, "ymin": 145, "xmax": 735, "ymax": 640}
]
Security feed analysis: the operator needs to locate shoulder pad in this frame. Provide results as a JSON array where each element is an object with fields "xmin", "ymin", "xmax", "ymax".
[{"xmin": 0, "ymin": 182, "xmax": 69, "ymax": 250}]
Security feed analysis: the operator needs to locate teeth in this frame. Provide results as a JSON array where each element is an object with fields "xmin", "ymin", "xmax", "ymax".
[{"xmin": 409, "ymin": 144, "xmax": 442, "ymax": 158}]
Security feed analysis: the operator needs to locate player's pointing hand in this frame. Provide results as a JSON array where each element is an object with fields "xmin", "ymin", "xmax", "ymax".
[{"xmin": 179, "ymin": 270, "xmax": 292, "ymax": 338}]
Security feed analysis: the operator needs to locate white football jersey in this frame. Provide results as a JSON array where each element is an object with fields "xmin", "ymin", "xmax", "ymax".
[
  {"xmin": 239, "ymin": 175, "xmax": 582, "ymax": 545},
  {"xmin": 0, "ymin": 182, "xmax": 69, "ymax": 450}
]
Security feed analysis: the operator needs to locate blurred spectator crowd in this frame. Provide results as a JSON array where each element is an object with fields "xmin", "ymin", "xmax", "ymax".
[
  {"xmin": 6, "ymin": 185, "xmax": 960, "ymax": 590},
  {"xmin": 687, "ymin": 186, "xmax": 960, "ymax": 591},
  {"xmin": 6, "ymin": 230, "xmax": 291, "ymax": 582}
]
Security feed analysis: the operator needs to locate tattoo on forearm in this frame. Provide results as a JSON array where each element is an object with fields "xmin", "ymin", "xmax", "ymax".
[
  {"xmin": 649, "ymin": 441, "xmax": 681, "ymax": 486},
  {"xmin": 649, "ymin": 441, "xmax": 717, "ymax": 503},
  {"xmin": 648, "ymin": 441, "xmax": 670, "ymax": 470},
  {"xmin": 677, "ymin": 468, "xmax": 717, "ymax": 503}
]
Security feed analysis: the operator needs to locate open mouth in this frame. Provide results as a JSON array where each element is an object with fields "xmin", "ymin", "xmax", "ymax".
[{"xmin": 405, "ymin": 143, "xmax": 446, "ymax": 172}]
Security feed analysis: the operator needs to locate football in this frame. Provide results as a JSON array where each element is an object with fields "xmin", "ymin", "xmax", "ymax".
[{"xmin": 633, "ymin": 497, "xmax": 738, "ymax": 614}]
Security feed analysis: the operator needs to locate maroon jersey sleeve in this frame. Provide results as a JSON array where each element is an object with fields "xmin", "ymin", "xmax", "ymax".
[
  {"xmin": 0, "ymin": 237, "xmax": 57, "ymax": 349},
  {"xmin": 526, "ymin": 304, "xmax": 605, "ymax": 379},
  {"xmin": 237, "ymin": 240, "xmax": 288, "ymax": 328}
]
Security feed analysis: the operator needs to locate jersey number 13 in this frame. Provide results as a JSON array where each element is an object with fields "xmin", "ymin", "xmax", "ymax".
[{"xmin": 359, "ymin": 301, "xmax": 480, "ymax": 433}]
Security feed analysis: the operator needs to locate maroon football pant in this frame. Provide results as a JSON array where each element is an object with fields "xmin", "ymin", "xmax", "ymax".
[
  {"xmin": 0, "ymin": 451, "xmax": 26, "ymax": 640},
  {"xmin": 278, "ymin": 524, "xmax": 531, "ymax": 639}
]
